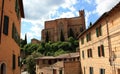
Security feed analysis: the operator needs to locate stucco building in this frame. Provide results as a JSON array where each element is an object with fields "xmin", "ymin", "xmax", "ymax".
[
  {"xmin": 78, "ymin": 2, "xmax": 120, "ymax": 74},
  {"xmin": 36, "ymin": 52, "xmax": 82, "ymax": 74},
  {"xmin": 42, "ymin": 10, "xmax": 86, "ymax": 42},
  {"xmin": 0, "ymin": 0, "xmax": 24, "ymax": 74}
]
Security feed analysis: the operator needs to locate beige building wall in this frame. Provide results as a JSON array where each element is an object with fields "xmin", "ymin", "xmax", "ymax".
[
  {"xmin": 79, "ymin": 2, "xmax": 120, "ymax": 74},
  {"xmin": 79, "ymin": 19, "xmax": 112, "ymax": 74},
  {"xmin": 106, "ymin": 3, "xmax": 120, "ymax": 74}
]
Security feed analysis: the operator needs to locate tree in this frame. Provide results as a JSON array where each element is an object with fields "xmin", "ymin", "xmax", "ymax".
[
  {"xmin": 68, "ymin": 28, "xmax": 74, "ymax": 38},
  {"xmin": 89, "ymin": 22, "xmax": 92, "ymax": 27},
  {"xmin": 45, "ymin": 31, "xmax": 49, "ymax": 42},
  {"xmin": 54, "ymin": 49, "xmax": 67, "ymax": 56},
  {"xmin": 26, "ymin": 52, "xmax": 42, "ymax": 74},
  {"xmin": 20, "ymin": 34, "xmax": 27, "ymax": 48},
  {"xmin": 24, "ymin": 34, "xmax": 27, "ymax": 44},
  {"xmin": 60, "ymin": 30, "xmax": 65, "ymax": 41}
]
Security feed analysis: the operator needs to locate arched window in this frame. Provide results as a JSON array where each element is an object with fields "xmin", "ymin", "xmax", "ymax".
[{"xmin": 0, "ymin": 63, "xmax": 6, "ymax": 74}]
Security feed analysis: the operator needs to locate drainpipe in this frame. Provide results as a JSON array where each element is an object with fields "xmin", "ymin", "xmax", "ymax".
[
  {"xmin": 105, "ymin": 14, "xmax": 112, "ymax": 65},
  {"xmin": 0, "ymin": 0, "xmax": 5, "ymax": 43},
  {"xmin": 105, "ymin": 14, "xmax": 115, "ymax": 74}
]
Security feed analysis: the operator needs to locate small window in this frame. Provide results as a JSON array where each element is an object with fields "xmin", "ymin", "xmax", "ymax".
[
  {"xmin": 12, "ymin": 54, "xmax": 16, "ymax": 70},
  {"xmin": 59, "ymin": 69, "xmax": 62, "ymax": 74},
  {"xmin": 12, "ymin": 23, "xmax": 20, "ymax": 45},
  {"xmin": 96, "ymin": 25, "xmax": 102, "ymax": 37},
  {"xmin": 81, "ymin": 37, "xmax": 84, "ymax": 44},
  {"xmin": 98, "ymin": 45, "xmax": 105, "ymax": 57},
  {"xmin": 87, "ymin": 49, "xmax": 92, "ymax": 58},
  {"xmin": 42, "ymin": 60, "xmax": 45, "ymax": 64},
  {"xmin": 18, "ymin": 56, "xmax": 21, "ymax": 66},
  {"xmin": 3, "ymin": 15, "xmax": 9, "ymax": 35},
  {"xmin": 48, "ymin": 60, "xmax": 52, "ymax": 65},
  {"xmin": 90, "ymin": 67, "xmax": 93, "ymax": 74},
  {"xmin": 15, "ymin": 0, "xmax": 20, "ymax": 18},
  {"xmin": 82, "ymin": 50, "xmax": 84, "ymax": 59},
  {"xmin": 86, "ymin": 32, "xmax": 91, "ymax": 42},
  {"xmin": 100, "ymin": 68, "xmax": 105, "ymax": 74},
  {"xmin": 84, "ymin": 67, "xmax": 86, "ymax": 74}
]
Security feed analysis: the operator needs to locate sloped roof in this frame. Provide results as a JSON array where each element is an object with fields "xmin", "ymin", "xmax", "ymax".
[{"xmin": 36, "ymin": 52, "xmax": 79, "ymax": 60}]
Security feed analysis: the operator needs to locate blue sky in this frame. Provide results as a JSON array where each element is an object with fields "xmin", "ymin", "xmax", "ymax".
[{"xmin": 21, "ymin": 0, "xmax": 120, "ymax": 43}]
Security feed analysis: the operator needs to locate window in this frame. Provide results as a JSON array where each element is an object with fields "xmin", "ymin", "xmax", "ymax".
[
  {"xmin": 100, "ymin": 69, "xmax": 105, "ymax": 74},
  {"xmin": 82, "ymin": 50, "xmax": 84, "ymax": 59},
  {"xmin": 3, "ymin": 15, "xmax": 9, "ymax": 35},
  {"xmin": 48, "ymin": 60, "xmax": 52, "ymax": 65},
  {"xmin": 96, "ymin": 25, "xmax": 102, "ymax": 37},
  {"xmin": 90, "ymin": 67, "xmax": 93, "ymax": 74},
  {"xmin": 12, "ymin": 54, "xmax": 16, "ymax": 70},
  {"xmin": 81, "ymin": 37, "xmax": 84, "ymax": 44},
  {"xmin": 98, "ymin": 45, "xmax": 105, "ymax": 57},
  {"xmin": 0, "ymin": 63, "xmax": 6, "ymax": 74},
  {"xmin": 86, "ymin": 32, "xmax": 91, "ymax": 42},
  {"xmin": 42, "ymin": 60, "xmax": 45, "ymax": 64},
  {"xmin": 84, "ymin": 67, "xmax": 86, "ymax": 74},
  {"xmin": 18, "ymin": 56, "xmax": 21, "ymax": 66},
  {"xmin": 12, "ymin": 23, "xmax": 20, "ymax": 46},
  {"xmin": 15, "ymin": 0, "xmax": 20, "ymax": 18},
  {"xmin": 59, "ymin": 70, "xmax": 62, "ymax": 74},
  {"xmin": 87, "ymin": 49, "xmax": 92, "ymax": 58}
]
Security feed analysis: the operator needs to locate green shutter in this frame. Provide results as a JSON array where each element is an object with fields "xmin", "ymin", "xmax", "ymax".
[
  {"xmin": 87, "ymin": 49, "xmax": 89, "ymax": 58},
  {"xmin": 82, "ymin": 51, "xmax": 84, "ymax": 59},
  {"xmin": 18, "ymin": 56, "xmax": 21, "ymax": 66},
  {"xmin": 98, "ymin": 46, "xmax": 100, "ymax": 57},
  {"xmin": 99, "ymin": 25, "xmax": 102, "ymax": 36},
  {"xmin": 90, "ymin": 49, "xmax": 92, "ymax": 57},
  {"xmin": 86, "ymin": 34, "xmax": 88, "ymax": 42},
  {"xmin": 15, "ymin": 0, "xmax": 18, "ymax": 12},
  {"xmin": 96, "ymin": 28, "xmax": 99, "ymax": 37},
  {"xmin": 89, "ymin": 32, "xmax": 91, "ymax": 41},
  {"xmin": 59, "ymin": 70, "xmax": 62, "ymax": 74},
  {"xmin": 81, "ymin": 37, "xmax": 84, "ymax": 44},
  {"xmin": 3, "ymin": 15, "xmax": 9, "ymax": 35},
  {"xmin": 90, "ymin": 67, "xmax": 93, "ymax": 74},
  {"xmin": 101, "ymin": 45, "xmax": 105, "ymax": 57}
]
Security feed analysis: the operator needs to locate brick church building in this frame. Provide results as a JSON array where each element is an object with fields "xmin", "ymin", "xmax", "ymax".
[{"xmin": 42, "ymin": 10, "xmax": 86, "ymax": 42}]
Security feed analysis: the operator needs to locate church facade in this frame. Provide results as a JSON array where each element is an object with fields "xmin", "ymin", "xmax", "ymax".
[{"xmin": 42, "ymin": 10, "xmax": 86, "ymax": 42}]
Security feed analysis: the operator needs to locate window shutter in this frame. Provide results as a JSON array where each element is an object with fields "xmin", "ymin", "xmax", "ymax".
[
  {"xmin": 3, "ymin": 15, "xmax": 9, "ymax": 35},
  {"xmin": 99, "ymin": 25, "xmax": 102, "ymax": 36},
  {"xmin": 89, "ymin": 33, "xmax": 91, "ymax": 41},
  {"xmin": 90, "ymin": 67, "xmax": 93, "ymax": 74},
  {"xmin": 100, "ymin": 69, "xmax": 105, "ymax": 74},
  {"xmin": 98, "ymin": 46, "xmax": 101, "ymax": 57},
  {"xmin": 12, "ymin": 54, "xmax": 16, "ymax": 70},
  {"xmin": 82, "ymin": 51, "xmax": 84, "ymax": 59},
  {"xmin": 96, "ymin": 28, "xmax": 99, "ymax": 37},
  {"xmin": 18, "ymin": 56, "xmax": 21, "ymax": 66},
  {"xmin": 15, "ymin": 0, "xmax": 18, "ymax": 12},
  {"xmin": 87, "ymin": 49, "xmax": 89, "ymax": 58},
  {"xmin": 101, "ymin": 45, "xmax": 105, "ymax": 57},
  {"xmin": 90, "ymin": 49, "xmax": 92, "ymax": 57}
]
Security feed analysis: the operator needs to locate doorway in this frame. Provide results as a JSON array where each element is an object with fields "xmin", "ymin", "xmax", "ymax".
[{"xmin": 0, "ymin": 63, "xmax": 6, "ymax": 74}]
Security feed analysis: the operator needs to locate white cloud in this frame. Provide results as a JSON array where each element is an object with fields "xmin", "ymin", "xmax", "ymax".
[
  {"xmin": 95, "ymin": 0, "xmax": 120, "ymax": 15},
  {"xmin": 21, "ymin": 0, "xmax": 79, "ymax": 42}
]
